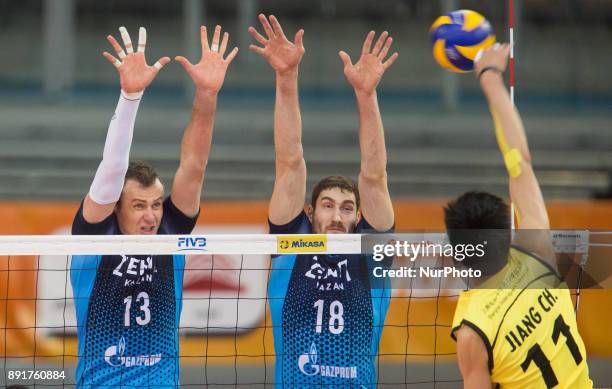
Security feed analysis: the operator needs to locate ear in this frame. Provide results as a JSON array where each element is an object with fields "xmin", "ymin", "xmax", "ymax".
[
  {"xmin": 305, "ymin": 203, "xmax": 314, "ymax": 223},
  {"xmin": 356, "ymin": 208, "xmax": 362, "ymax": 224}
]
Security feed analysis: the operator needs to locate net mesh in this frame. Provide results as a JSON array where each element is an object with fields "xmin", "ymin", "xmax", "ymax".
[{"xmin": 0, "ymin": 232, "xmax": 599, "ymax": 388}]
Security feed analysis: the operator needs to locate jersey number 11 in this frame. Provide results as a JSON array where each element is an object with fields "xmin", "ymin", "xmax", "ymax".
[{"xmin": 521, "ymin": 314, "xmax": 583, "ymax": 388}]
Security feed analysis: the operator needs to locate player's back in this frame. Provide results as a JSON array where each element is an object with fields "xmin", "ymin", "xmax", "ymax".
[
  {"xmin": 452, "ymin": 247, "xmax": 592, "ymax": 389},
  {"xmin": 492, "ymin": 287, "xmax": 591, "ymax": 388}
]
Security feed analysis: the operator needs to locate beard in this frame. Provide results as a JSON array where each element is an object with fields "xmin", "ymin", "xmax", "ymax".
[{"xmin": 315, "ymin": 219, "xmax": 357, "ymax": 234}]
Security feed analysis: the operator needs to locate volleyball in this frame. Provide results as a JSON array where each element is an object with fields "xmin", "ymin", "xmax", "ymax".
[{"xmin": 429, "ymin": 9, "xmax": 496, "ymax": 73}]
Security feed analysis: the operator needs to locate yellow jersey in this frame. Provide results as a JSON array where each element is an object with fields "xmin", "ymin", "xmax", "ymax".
[{"xmin": 452, "ymin": 246, "xmax": 592, "ymax": 389}]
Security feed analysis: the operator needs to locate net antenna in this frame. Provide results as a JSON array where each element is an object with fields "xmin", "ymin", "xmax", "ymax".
[
  {"xmin": 509, "ymin": 0, "xmax": 517, "ymax": 231},
  {"xmin": 507, "ymin": 1, "xmax": 583, "ymax": 316}
]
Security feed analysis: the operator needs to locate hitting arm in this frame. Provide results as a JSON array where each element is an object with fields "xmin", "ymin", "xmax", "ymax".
[
  {"xmin": 477, "ymin": 44, "xmax": 549, "ymax": 231},
  {"xmin": 477, "ymin": 45, "xmax": 556, "ymax": 267}
]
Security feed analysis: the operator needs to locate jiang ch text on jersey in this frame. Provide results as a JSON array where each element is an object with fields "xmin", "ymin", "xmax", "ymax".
[
  {"xmin": 177, "ymin": 236, "xmax": 207, "ymax": 252},
  {"xmin": 277, "ymin": 235, "xmax": 328, "ymax": 254}
]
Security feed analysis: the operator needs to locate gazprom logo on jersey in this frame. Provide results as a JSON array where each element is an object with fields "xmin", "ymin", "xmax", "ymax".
[
  {"xmin": 104, "ymin": 337, "xmax": 162, "ymax": 368},
  {"xmin": 177, "ymin": 236, "xmax": 207, "ymax": 252},
  {"xmin": 298, "ymin": 342, "xmax": 357, "ymax": 379},
  {"xmin": 277, "ymin": 235, "xmax": 327, "ymax": 254}
]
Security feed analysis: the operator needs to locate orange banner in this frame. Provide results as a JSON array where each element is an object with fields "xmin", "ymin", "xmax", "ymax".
[
  {"xmin": 2, "ymin": 199, "xmax": 612, "ymax": 234},
  {"xmin": 1, "ymin": 200, "xmax": 611, "ymax": 361}
]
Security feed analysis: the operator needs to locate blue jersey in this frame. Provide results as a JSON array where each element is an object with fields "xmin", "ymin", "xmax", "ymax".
[
  {"xmin": 269, "ymin": 212, "xmax": 393, "ymax": 388},
  {"xmin": 70, "ymin": 197, "xmax": 197, "ymax": 389}
]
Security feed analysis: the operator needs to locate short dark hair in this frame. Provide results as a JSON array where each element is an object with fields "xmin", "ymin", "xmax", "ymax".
[
  {"xmin": 444, "ymin": 191, "xmax": 511, "ymax": 275},
  {"xmin": 311, "ymin": 176, "xmax": 360, "ymax": 210},
  {"xmin": 124, "ymin": 160, "xmax": 160, "ymax": 188}
]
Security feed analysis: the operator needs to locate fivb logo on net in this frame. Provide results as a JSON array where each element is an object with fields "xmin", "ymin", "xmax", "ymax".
[
  {"xmin": 104, "ymin": 337, "xmax": 162, "ymax": 368},
  {"xmin": 298, "ymin": 342, "xmax": 358, "ymax": 379},
  {"xmin": 177, "ymin": 236, "xmax": 207, "ymax": 252}
]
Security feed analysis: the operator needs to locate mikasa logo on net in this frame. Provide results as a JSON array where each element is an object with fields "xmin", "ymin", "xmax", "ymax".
[{"xmin": 277, "ymin": 235, "xmax": 327, "ymax": 253}]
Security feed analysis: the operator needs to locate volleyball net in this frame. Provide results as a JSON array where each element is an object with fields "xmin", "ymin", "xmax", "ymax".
[{"xmin": 0, "ymin": 231, "xmax": 610, "ymax": 388}]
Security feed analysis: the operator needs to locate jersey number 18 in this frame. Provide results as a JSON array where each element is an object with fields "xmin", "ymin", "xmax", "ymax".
[{"xmin": 314, "ymin": 299, "xmax": 344, "ymax": 335}]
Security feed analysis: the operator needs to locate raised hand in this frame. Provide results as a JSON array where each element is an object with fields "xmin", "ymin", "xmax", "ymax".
[
  {"xmin": 102, "ymin": 27, "xmax": 170, "ymax": 94},
  {"xmin": 248, "ymin": 14, "xmax": 304, "ymax": 75},
  {"xmin": 339, "ymin": 31, "xmax": 398, "ymax": 95},
  {"xmin": 175, "ymin": 25, "xmax": 239, "ymax": 94},
  {"xmin": 474, "ymin": 43, "xmax": 510, "ymax": 77}
]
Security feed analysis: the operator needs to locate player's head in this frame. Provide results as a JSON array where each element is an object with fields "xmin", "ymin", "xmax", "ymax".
[
  {"xmin": 444, "ymin": 191, "xmax": 511, "ymax": 275},
  {"xmin": 116, "ymin": 160, "xmax": 164, "ymax": 235},
  {"xmin": 307, "ymin": 175, "xmax": 361, "ymax": 234}
]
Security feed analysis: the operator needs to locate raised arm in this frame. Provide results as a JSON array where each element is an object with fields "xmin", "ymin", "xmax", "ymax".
[
  {"xmin": 173, "ymin": 25, "xmax": 239, "ymax": 217},
  {"xmin": 476, "ymin": 44, "xmax": 549, "ymax": 231},
  {"xmin": 339, "ymin": 31, "xmax": 398, "ymax": 231},
  {"xmin": 477, "ymin": 45, "xmax": 557, "ymax": 268},
  {"xmin": 249, "ymin": 14, "xmax": 306, "ymax": 225},
  {"xmin": 84, "ymin": 27, "xmax": 170, "ymax": 223}
]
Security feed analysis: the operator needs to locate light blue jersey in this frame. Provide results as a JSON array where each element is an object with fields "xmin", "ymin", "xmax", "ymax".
[
  {"xmin": 71, "ymin": 254, "xmax": 185, "ymax": 389},
  {"xmin": 71, "ymin": 197, "xmax": 197, "ymax": 388},
  {"xmin": 269, "ymin": 212, "xmax": 393, "ymax": 388}
]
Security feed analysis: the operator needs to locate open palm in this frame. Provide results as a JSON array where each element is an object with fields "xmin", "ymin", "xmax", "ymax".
[
  {"xmin": 175, "ymin": 25, "xmax": 239, "ymax": 93},
  {"xmin": 102, "ymin": 27, "xmax": 170, "ymax": 94},
  {"xmin": 248, "ymin": 14, "xmax": 304, "ymax": 74},
  {"xmin": 340, "ymin": 31, "xmax": 398, "ymax": 94},
  {"xmin": 116, "ymin": 54, "xmax": 161, "ymax": 92}
]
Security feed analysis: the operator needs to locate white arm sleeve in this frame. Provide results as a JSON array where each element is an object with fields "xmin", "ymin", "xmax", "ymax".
[{"xmin": 88, "ymin": 90, "xmax": 143, "ymax": 205}]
